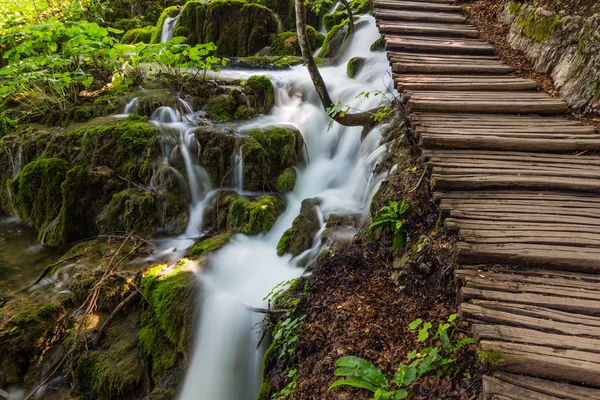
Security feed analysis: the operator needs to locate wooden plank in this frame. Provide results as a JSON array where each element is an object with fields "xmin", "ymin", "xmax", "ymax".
[
  {"xmin": 375, "ymin": 9, "xmax": 466, "ymax": 23},
  {"xmin": 433, "ymin": 191, "xmax": 600, "ymax": 203},
  {"xmin": 393, "ymin": 62, "xmax": 512, "ymax": 74},
  {"xmin": 396, "ymin": 75, "xmax": 536, "ymax": 91},
  {"xmin": 493, "ymin": 372, "xmax": 600, "ymax": 400},
  {"xmin": 433, "ymin": 166, "xmax": 600, "ymax": 179},
  {"xmin": 374, "ymin": 0, "xmax": 462, "ymax": 12},
  {"xmin": 445, "ymin": 219, "xmax": 600, "ymax": 235},
  {"xmin": 379, "ymin": 22, "xmax": 479, "ymax": 37},
  {"xmin": 443, "ymin": 204, "xmax": 600, "ymax": 219},
  {"xmin": 421, "ymin": 134, "xmax": 600, "ymax": 151},
  {"xmin": 390, "ymin": 51, "xmax": 499, "ymax": 60},
  {"xmin": 455, "ymin": 269, "xmax": 600, "ymax": 291},
  {"xmin": 408, "ymin": 100, "xmax": 568, "ymax": 114},
  {"xmin": 462, "ymin": 278, "xmax": 600, "ymax": 301},
  {"xmin": 385, "ymin": 36, "xmax": 494, "ymax": 54},
  {"xmin": 457, "ymin": 230, "xmax": 600, "ymax": 247},
  {"xmin": 459, "ymin": 303, "xmax": 600, "ymax": 337},
  {"xmin": 480, "ymin": 341, "xmax": 600, "ymax": 386},
  {"xmin": 482, "ymin": 375, "xmax": 564, "ymax": 400},
  {"xmin": 457, "ymin": 243, "xmax": 600, "ymax": 271},
  {"xmin": 431, "ymin": 174, "xmax": 600, "ymax": 192},
  {"xmin": 423, "ymin": 149, "xmax": 600, "ymax": 162}
]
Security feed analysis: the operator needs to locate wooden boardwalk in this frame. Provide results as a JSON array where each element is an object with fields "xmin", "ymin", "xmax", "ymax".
[{"xmin": 374, "ymin": 0, "xmax": 600, "ymax": 397}]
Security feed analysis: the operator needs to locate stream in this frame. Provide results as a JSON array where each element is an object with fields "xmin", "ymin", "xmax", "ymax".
[{"xmin": 144, "ymin": 14, "xmax": 392, "ymax": 400}]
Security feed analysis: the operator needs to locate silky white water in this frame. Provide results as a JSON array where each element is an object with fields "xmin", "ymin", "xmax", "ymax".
[
  {"xmin": 172, "ymin": 15, "xmax": 393, "ymax": 400},
  {"xmin": 161, "ymin": 13, "xmax": 181, "ymax": 43}
]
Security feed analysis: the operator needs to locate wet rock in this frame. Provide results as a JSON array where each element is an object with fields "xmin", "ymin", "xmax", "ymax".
[
  {"xmin": 275, "ymin": 167, "xmax": 296, "ymax": 193},
  {"xmin": 270, "ymin": 26, "xmax": 324, "ymax": 56},
  {"xmin": 346, "ymin": 56, "xmax": 365, "ymax": 78},
  {"xmin": 204, "ymin": 94, "xmax": 237, "ymax": 121},
  {"xmin": 277, "ymin": 197, "xmax": 321, "ymax": 257},
  {"xmin": 244, "ymin": 75, "xmax": 275, "ymax": 115},
  {"xmin": 194, "ymin": 125, "xmax": 238, "ymax": 186},
  {"xmin": 121, "ymin": 26, "xmax": 156, "ymax": 44}
]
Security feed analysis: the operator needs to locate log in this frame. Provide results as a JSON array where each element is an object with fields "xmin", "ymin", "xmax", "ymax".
[
  {"xmin": 431, "ymin": 174, "xmax": 600, "ymax": 192},
  {"xmin": 421, "ymin": 134, "xmax": 600, "ymax": 152}
]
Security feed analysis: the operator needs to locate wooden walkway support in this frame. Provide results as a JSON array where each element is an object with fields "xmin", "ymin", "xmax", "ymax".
[{"xmin": 375, "ymin": 0, "xmax": 600, "ymax": 397}]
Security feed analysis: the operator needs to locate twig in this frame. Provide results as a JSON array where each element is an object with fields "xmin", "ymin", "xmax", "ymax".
[
  {"xmin": 113, "ymin": 173, "xmax": 152, "ymax": 193},
  {"xmin": 95, "ymin": 290, "xmax": 141, "ymax": 344},
  {"xmin": 407, "ymin": 169, "xmax": 427, "ymax": 194},
  {"xmin": 24, "ymin": 350, "xmax": 72, "ymax": 400},
  {"xmin": 247, "ymin": 306, "xmax": 288, "ymax": 314}
]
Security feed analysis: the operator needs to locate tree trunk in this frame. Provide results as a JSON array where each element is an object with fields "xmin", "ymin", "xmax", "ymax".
[
  {"xmin": 295, "ymin": 0, "xmax": 375, "ymax": 129},
  {"xmin": 340, "ymin": 0, "xmax": 355, "ymax": 34}
]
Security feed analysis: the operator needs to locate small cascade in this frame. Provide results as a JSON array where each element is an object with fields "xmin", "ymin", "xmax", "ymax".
[
  {"xmin": 232, "ymin": 144, "xmax": 244, "ymax": 192},
  {"xmin": 273, "ymin": 13, "xmax": 285, "ymax": 34},
  {"xmin": 123, "ymin": 97, "xmax": 139, "ymax": 114},
  {"xmin": 161, "ymin": 13, "xmax": 181, "ymax": 43}
]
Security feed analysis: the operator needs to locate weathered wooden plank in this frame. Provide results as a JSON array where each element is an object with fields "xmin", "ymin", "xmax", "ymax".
[
  {"xmin": 396, "ymin": 75, "xmax": 536, "ymax": 91},
  {"xmin": 457, "ymin": 243, "xmax": 600, "ymax": 271},
  {"xmin": 493, "ymin": 372, "xmax": 600, "ymax": 400},
  {"xmin": 482, "ymin": 375, "xmax": 565, "ymax": 400},
  {"xmin": 462, "ymin": 278, "xmax": 600, "ymax": 301},
  {"xmin": 374, "ymin": 0, "xmax": 462, "ymax": 12},
  {"xmin": 480, "ymin": 341, "xmax": 600, "ymax": 386},
  {"xmin": 423, "ymin": 149, "xmax": 600, "ymax": 162},
  {"xmin": 375, "ymin": 9, "xmax": 466, "ymax": 23},
  {"xmin": 393, "ymin": 62, "xmax": 512, "ymax": 74},
  {"xmin": 433, "ymin": 191, "xmax": 600, "ymax": 203},
  {"xmin": 379, "ymin": 22, "xmax": 479, "ymax": 37},
  {"xmin": 431, "ymin": 174, "xmax": 600, "ymax": 192},
  {"xmin": 421, "ymin": 134, "xmax": 600, "ymax": 151},
  {"xmin": 455, "ymin": 269, "xmax": 600, "ymax": 290},
  {"xmin": 409, "ymin": 100, "xmax": 568, "ymax": 114},
  {"xmin": 385, "ymin": 36, "xmax": 494, "ymax": 54},
  {"xmin": 456, "ymin": 230, "xmax": 600, "ymax": 247},
  {"xmin": 445, "ymin": 218, "xmax": 600, "ymax": 235},
  {"xmin": 459, "ymin": 302, "xmax": 600, "ymax": 337}
]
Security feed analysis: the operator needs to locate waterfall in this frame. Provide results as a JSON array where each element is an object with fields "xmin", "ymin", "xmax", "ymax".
[
  {"xmin": 177, "ymin": 15, "xmax": 392, "ymax": 400},
  {"xmin": 161, "ymin": 13, "xmax": 180, "ymax": 43}
]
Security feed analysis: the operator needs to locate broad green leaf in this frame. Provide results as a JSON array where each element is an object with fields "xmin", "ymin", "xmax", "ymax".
[
  {"xmin": 333, "ymin": 356, "xmax": 388, "ymax": 389},
  {"xmin": 329, "ymin": 376, "xmax": 378, "ymax": 393},
  {"xmin": 408, "ymin": 319, "xmax": 422, "ymax": 330},
  {"xmin": 448, "ymin": 314, "xmax": 457, "ymax": 322}
]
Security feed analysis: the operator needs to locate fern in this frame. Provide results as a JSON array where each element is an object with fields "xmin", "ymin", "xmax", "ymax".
[{"xmin": 368, "ymin": 200, "xmax": 410, "ymax": 252}]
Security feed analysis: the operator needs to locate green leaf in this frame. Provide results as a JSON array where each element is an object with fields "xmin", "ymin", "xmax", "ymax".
[
  {"xmin": 329, "ymin": 376, "xmax": 378, "ymax": 393},
  {"xmin": 333, "ymin": 356, "xmax": 388, "ymax": 389},
  {"xmin": 448, "ymin": 314, "xmax": 457, "ymax": 322},
  {"xmin": 408, "ymin": 319, "xmax": 422, "ymax": 330},
  {"xmin": 406, "ymin": 350, "xmax": 418, "ymax": 360},
  {"xmin": 417, "ymin": 322, "xmax": 432, "ymax": 342},
  {"xmin": 392, "ymin": 389, "xmax": 409, "ymax": 399},
  {"xmin": 392, "ymin": 231, "xmax": 404, "ymax": 253},
  {"xmin": 403, "ymin": 366, "xmax": 417, "ymax": 386}
]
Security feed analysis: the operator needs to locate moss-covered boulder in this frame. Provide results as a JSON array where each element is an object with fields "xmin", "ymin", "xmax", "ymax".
[
  {"xmin": 175, "ymin": 0, "xmax": 277, "ymax": 56},
  {"xmin": 262, "ymin": 0, "xmax": 325, "ymax": 31},
  {"xmin": 277, "ymin": 197, "xmax": 320, "ymax": 256},
  {"xmin": 270, "ymin": 26, "xmax": 325, "ymax": 56},
  {"xmin": 189, "ymin": 231, "xmax": 232, "ymax": 257},
  {"xmin": 121, "ymin": 26, "xmax": 156, "ymax": 44},
  {"xmin": 275, "ymin": 167, "xmax": 296, "ymax": 193},
  {"xmin": 134, "ymin": 92, "xmax": 178, "ymax": 117},
  {"xmin": 74, "ymin": 320, "xmax": 144, "ymax": 400},
  {"xmin": 0, "ymin": 304, "xmax": 67, "ymax": 387},
  {"xmin": 318, "ymin": 20, "xmax": 350, "ymax": 59},
  {"xmin": 241, "ymin": 125, "xmax": 304, "ymax": 191},
  {"xmin": 323, "ymin": 10, "xmax": 348, "ymax": 32},
  {"xmin": 195, "ymin": 126, "xmax": 238, "ymax": 185},
  {"xmin": 370, "ymin": 36, "xmax": 385, "ymax": 51},
  {"xmin": 346, "ymin": 56, "xmax": 365, "ymax": 78},
  {"xmin": 245, "ymin": 75, "xmax": 275, "ymax": 115},
  {"xmin": 96, "ymin": 189, "xmax": 158, "ymax": 234},
  {"xmin": 150, "ymin": 6, "xmax": 180, "ymax": 44},
  {"xmin": 69, "ymin": 105, "xmax": 93, "ymax": 122},
  {"xmin": 205, "ymin": 94, "xmax": 237, "ymax": 121},
  {"xmin": 232, "ymin": 55, "xmax": 303, "ymax": 69},
  {"xmin": 227, "ymin": 195, "xmax": 285, "ymax": 235}
]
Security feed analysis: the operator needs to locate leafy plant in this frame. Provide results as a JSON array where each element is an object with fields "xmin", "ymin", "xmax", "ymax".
[
  {"xmin": 329, "ymin": 315, "xmax": 474, "ymax": 399},
  {"xmin": 368, "ymin": 200, "xmax": 410, "ymax": 252}
]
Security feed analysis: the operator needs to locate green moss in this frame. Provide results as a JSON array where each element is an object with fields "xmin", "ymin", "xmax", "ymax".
[
  {"xmin": 318, "ymin": 19, "xmax": 349, "ymax": 59},
  {"xmin": 69, "ymin": 106, "xmax": 93, "ymax": 123},
  {"xmin": 346, "ymin": 56, "xmax": 364, "ymax": 78},
  {"xmin": 121, "ymin": 26, "xmax": 156, "ymax": 44},
  {"xmin": 242, "ymin": 126, "xmax": 303, "ymax": 191},
  {"xmin": 0, "ymin": 303, "xmax": 66, "ymax": 386},
  {"xmin": 514, "ymin": 5, "xmax": 561, "ymax": 42},
  {"xmin": 136, "ymin": 92, "xmax": 177, "ymax": 117},
  {"xmin": 138, "ymin": 312, "xmax": 178, "ymax": 379},
  {"xmin": 175, "ymin": 0, "xmax": 277, "ymax": 56},
  {"xmin": 8, "ymin": 157, "xmax": 69, "ymax": 240},
  {"xmin": 141, "ymin": 262, "xmax": 196, "ymax": 352},
  {"xmin": 245, "ymin": 75, "xmax": 275, "ymax": 114},
  {"xmin": 189, "ymin": 231, "xmax": 232, "ymax": 256},
  {"xmin": 74, "ymin": 329, "xmax": 142, "ymax": 399},
  {"xmin": 509, "ymin": 0, "xmax": 522, "ymax": 14},
  {"xmin": 227, "ymin": 195, "xmax": 284, "ymax": 235},
  {"xmin": 477, "ymin": 349, "xmax": 508, "ymax": 366},
  {"xmin": 195, "ymin": 126, "xmax": 237, "ymax": 185},
  {"xmin": 370, "ymin": 36, "xmax": 385, "ymax": 51},
  {"xmin": 236, "ymin": 55, "xmax": 303, "ymax": 69},
  {"xmin": 234, "ymin": 105, "xmax": 257, "ymax": 119},
  {"xmin": 96, "ymin": 189, "xmax": 157, "ymax": 234},
  {"xmin": 270, "ymin": 26, "xmax": 324, "ymax": 56},
  {"xmin": 323, "ymin": 10, "xmax": 347, "ymax": 32},
  {"xmin": 150, "ymin": 6, "xmax": 179, "ymax": 44},
  {"xmin": 275, "ymin": 167, "xmax": 296, "ymax": 192},
  {"xmin": 276, "ymin": 198, "xmax": 320, "ymax": 256},
  {"xmin": 205, "ymin": 94, "xmax": 236, "ymax": 121}
]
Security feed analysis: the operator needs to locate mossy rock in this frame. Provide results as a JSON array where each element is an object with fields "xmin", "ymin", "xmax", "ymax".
[
  {"xmin": 188, "ymin": 231, "xmax": 232, "ymax": 257},
  {"xmin": 275, "ymin": 167, "xmax": 296, "ymax": 193},
  {"xmin": 233, "ymin": 55, "xmax": 303, "ymax": 69},
  {"xmin": 513, "ymin": 3, "xmax": 562, "ymax": 42},
  {"xmin": 241, "ymin": 125, "xmax": 304, "ymax": 191},
  {"xmin": 323, "ymin": 10, "xmax": 348, "ymax": 32},
  {"xmin": 74, "ymin": 323, "xmax": 143, "ymax": 399},
  {"xmin": 96, "ymin": 189, "xmax": 158, "ymax": 234},
  {"xmin": 150, "ymin": 6, "xmax": 180, "ymax": 44},
  {"xmin": 135, "ymin": 92, "xmax": 178, "ymax": 117},
  {"xmin": 92, "ymin": 95, "xmax": 128, "ymax": 117},
  {"xmin": 205, "ymin": 94, "xmax": 237, "ymax": 121},
  {"xmin": 277, "ymin": 197, "xmax": 320, "ymax": 256},
  {"xmin": 346, "ymin": 56, "xmax": 365, "ymax": 78},
  {"xmin": 141, "ymin": 261, "xmax": 197, "ymax": 353},
  {"xmin": 8, "ymin": 157, "xmax": 70, "ymax": 241},
  {"xmin": 202, "ymin": 190, "xmax": 240, "ymax": 231},
  {"xmin": 262, "ymin": 0, "xmax": 324, "ymax": 31},
  {"xmin": 69, "ymin": 106, "xmax": 93, "ymax": 123},
  {"xmin": 318, "ymin": 19, "xmax": 349, "ymax": 59},
  {"xmin": 175, "ymin": 0, "xmax": 277, "ymax": 56},
  {"xmin": 195, "ymin": 125, "xmax": 238, "ymax": 185},
  {"xmin": 234, "ymin": 105, "xmax": 257, "ymax": 119},
  {"xmin": 227, "ymin": 195, "xmax": 285, "ymax": 235},
  {"xmin": 0, "ymin": 304, "xmax": 67, "ymax": 387},
  {"xmin": 270, "ymin": 26, "xmax": 324, "ymax": 56},
  {"xmin": 121, "ymin": 26, "xmax": 156, "ymax": 44},
  {"xmin": 370, "ymin": 36, "xmax": 385, "ymax": 51},
  {"xmin": 244, "ymin": 75, "xmax": 275, "ymax": 115}
]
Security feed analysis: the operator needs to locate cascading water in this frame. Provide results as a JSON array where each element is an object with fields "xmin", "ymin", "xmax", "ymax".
[
  {"xmin": 173, "ymin": 15, "xmax": 393, "ymax": 400},
  {"xmin": 161, "ymin": 13, "xmax": 181, "ymax": 43}
]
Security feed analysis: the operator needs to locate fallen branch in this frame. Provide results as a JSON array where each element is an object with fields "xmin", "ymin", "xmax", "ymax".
[
  {"xmin": 95, "ymin": 289, "xmax": 141, "ymax": 344},
  {"xmin": 247, "ymin": 306, "xmax": 288, "ymax": 315},
  {"xmin": 407, "ymin": 169, "xmax": 427, "ymax": 194}
]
